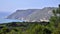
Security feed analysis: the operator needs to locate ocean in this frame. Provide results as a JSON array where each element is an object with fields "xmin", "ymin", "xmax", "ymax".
[{"xmin": 0, "ymin": 18, "xmax": 23, "ymax": 24}]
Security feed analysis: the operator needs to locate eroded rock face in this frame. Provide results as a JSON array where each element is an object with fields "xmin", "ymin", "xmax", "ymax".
[{"xmin": 7, "ymin": 7, "xmax": 56, "ymax": 22}]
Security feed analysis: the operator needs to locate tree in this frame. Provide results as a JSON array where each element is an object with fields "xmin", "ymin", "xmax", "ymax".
[{"xmin": 50, "ymin": 4, "xmax": 60, "ymax": 34}]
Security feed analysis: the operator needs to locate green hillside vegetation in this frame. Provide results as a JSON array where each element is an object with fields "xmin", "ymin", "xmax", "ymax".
[{"xmin": 0, "ymin": 4, "xmax": 60, "ymax": 34}]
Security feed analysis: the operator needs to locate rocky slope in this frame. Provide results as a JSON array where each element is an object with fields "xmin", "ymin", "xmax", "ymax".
[{"xmin": 7, "ymin": 7, "xmax": 56, "ymax": 22}]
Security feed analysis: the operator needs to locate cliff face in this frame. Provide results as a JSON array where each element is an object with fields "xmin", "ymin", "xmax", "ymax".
[
  {"xmin": 7, "ymin": 7, "xmax": 56, "ymax": 22},
  {"xmin": 7, "ymin": 9, "xmax": 36, "ymax": 19}
]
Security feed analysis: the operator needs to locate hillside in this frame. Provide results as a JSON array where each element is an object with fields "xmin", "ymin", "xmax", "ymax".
[
  {"xmin": 7, "ymin": 7, "xmax": 56, "ymax": 22},
  {"xmin": 7, "ymin": 9, "xmax": 37, "ymax": 19},
  {"xmin": 0, "ymin": 21, "xmax": 59, "ymax": 34}
]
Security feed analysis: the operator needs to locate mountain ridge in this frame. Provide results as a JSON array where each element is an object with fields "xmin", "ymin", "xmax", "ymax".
[{"xmin": 7, "ymin": 7, "xmax": 57, "ymax": 22}]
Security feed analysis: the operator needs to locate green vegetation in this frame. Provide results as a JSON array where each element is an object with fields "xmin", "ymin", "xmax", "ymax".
[
  {"xmin": 0, "ymin": 4, "xmax": 60, "ymax": 34},
  {"xmin": 0, "ymin": 22, "xmax": 50, "ymax": 34}
]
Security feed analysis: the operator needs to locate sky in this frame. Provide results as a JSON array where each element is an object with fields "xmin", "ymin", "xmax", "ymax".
[{"xmin": 0, "ymin": 0, "xmax": 60, "ymax": 18}]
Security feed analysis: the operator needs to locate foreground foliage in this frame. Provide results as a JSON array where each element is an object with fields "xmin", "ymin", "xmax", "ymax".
[{"xmin": 0, "ymin": 22, "xmax": 51, "ymax": 34}]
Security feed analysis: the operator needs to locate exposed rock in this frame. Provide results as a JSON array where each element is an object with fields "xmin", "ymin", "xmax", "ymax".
[{"xmin": 7, "ymin": 7, "xmax": 57, "ymax": 22}]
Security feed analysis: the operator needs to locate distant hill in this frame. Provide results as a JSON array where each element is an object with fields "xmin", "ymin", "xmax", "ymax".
[{"xmin": 7, "ymin": 7, "xmax": 57, "ymax": 22}]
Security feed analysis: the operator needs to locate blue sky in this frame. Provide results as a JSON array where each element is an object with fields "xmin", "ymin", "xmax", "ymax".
[{"xmin": 0, "ymin": 0, "xmax": 60, "ymax": 18}]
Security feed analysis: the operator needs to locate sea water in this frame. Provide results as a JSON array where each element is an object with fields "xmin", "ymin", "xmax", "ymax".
[{"xmin": 0, "ymin": 18, "xmax": 23, "ymax": 23}]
